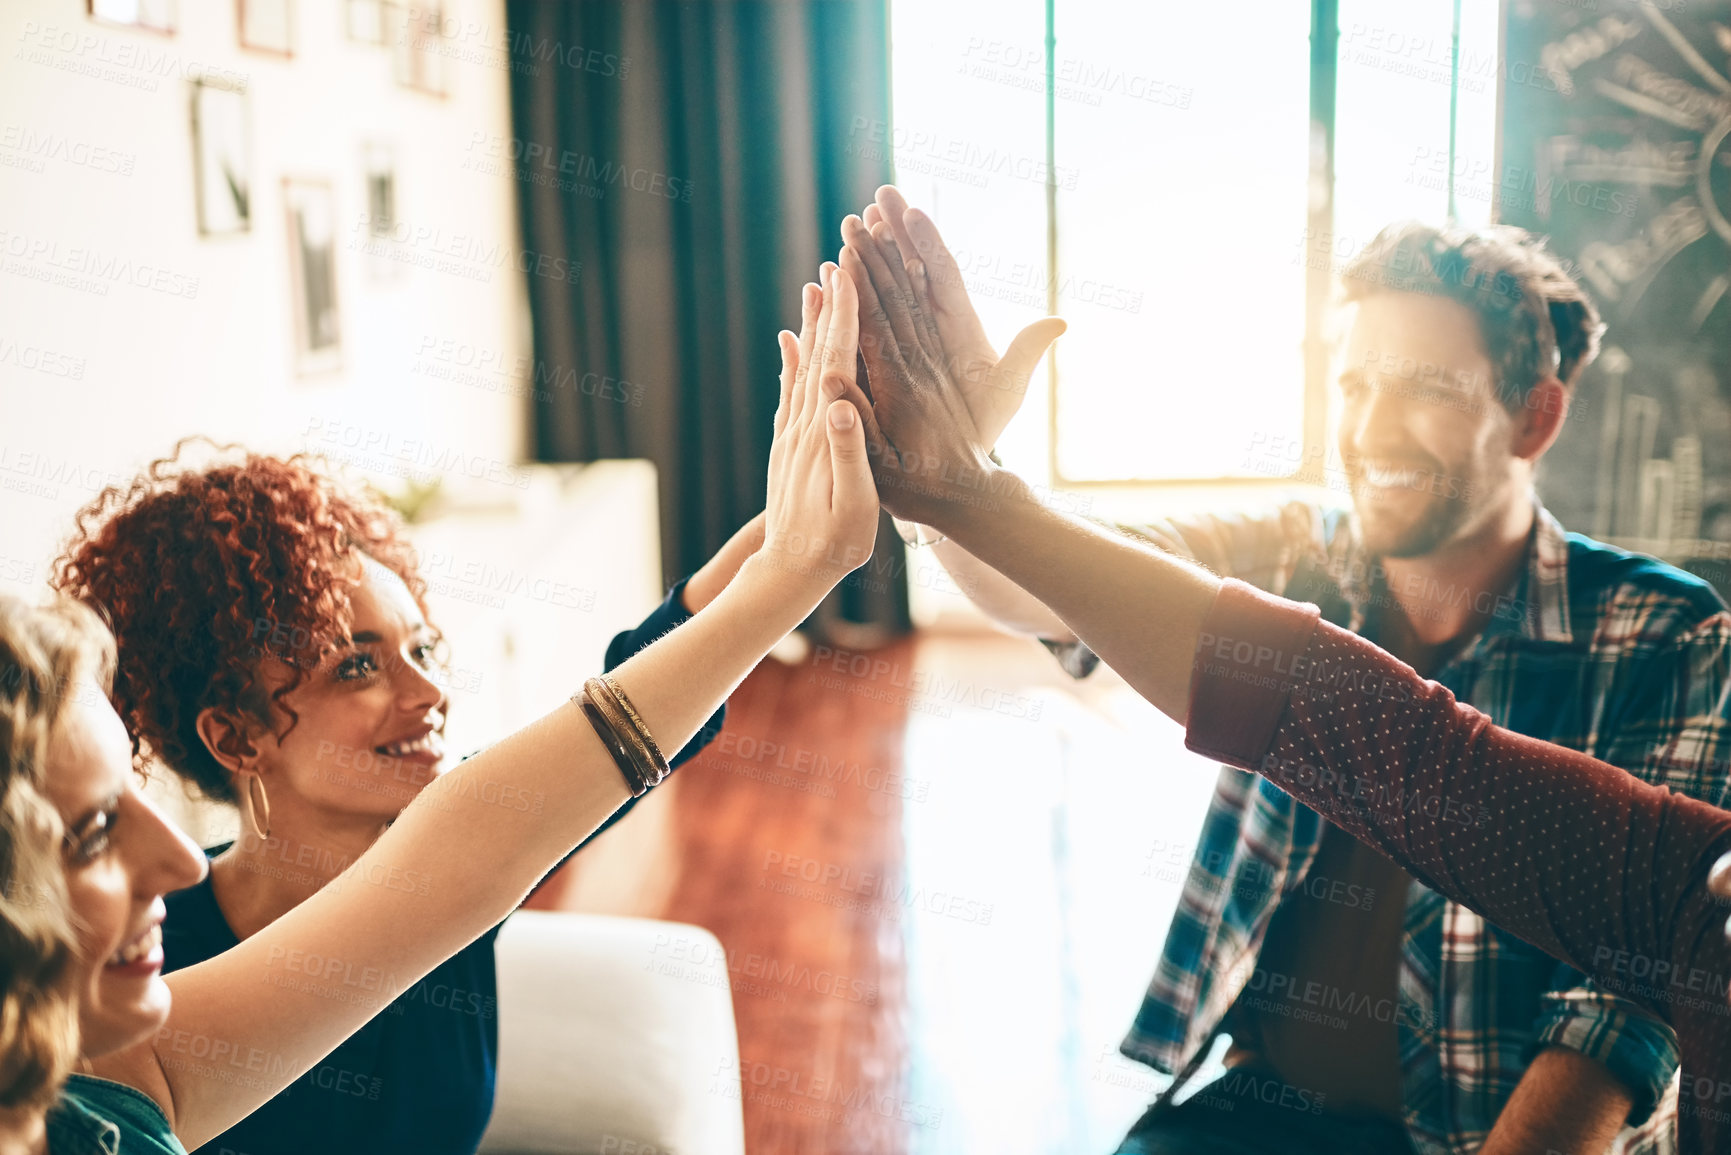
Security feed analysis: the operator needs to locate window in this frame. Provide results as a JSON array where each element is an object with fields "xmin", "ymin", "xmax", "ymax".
[{"xmin": 889, "ymin": 0, "xmax": 1500, "ymax": 489}]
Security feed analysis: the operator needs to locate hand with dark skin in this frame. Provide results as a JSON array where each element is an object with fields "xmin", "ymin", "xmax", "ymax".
[
  {"xmin": 857, "ymin": 186, "xmax": 1066, "ymax": 451},
  {"xmin": 836, "ymin": 205, "xmax": 1066, "ymax": 527},
  {"xmin": 842, "ymin": 190, "xmax": 1078, "ymax": 637},
  {"xmin": 834, "ymin": 222, "xmax": 993, "ymax": 523}
]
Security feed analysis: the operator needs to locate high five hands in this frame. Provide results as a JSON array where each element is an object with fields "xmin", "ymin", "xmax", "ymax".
[
  {"xmin": 836, "ymin": 185, "xmax": 1066, "ymax": 528},
  {"xmin": 761, "ymin": 184, "xmax": 1065, "ymax": 578}
]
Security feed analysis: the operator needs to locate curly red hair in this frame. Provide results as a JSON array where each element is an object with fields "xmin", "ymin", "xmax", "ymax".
[{"xmin": 50, "ymin": 440, "xmax": 433, "ymax": 804}]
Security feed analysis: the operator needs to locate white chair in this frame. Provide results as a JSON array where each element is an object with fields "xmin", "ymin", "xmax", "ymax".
[{"xmin": 480, "ymin": 911, "xmax": 747, "ymax": 1155}]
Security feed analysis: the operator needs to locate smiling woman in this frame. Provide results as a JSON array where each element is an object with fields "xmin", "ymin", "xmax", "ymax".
[
  {"xmin": 0, "ymin": 598, "xmax": 103, "ymax": 1115},
  {"xmin": 45, "ymin": 440, "xmax": 756, "ymax": 1155}
]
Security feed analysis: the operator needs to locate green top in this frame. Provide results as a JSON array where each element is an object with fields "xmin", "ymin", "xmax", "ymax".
[{"xmin": 46, "ymin": 1075, "xmax": 185, "ymax": 1155}]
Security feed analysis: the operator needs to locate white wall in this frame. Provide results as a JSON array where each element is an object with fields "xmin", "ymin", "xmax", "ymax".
[
  {"xmin": 0, "ymin": 0, "xmax": 529, "ymax": 583},
  {"xmin": 1, "ymin": 1, "xmax": 675, "ymax": 841}
]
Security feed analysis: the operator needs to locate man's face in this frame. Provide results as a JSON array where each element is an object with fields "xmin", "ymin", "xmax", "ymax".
[{"xmin": 1338, "ymin": 293, "xmax": 1524, "ymax": 559}]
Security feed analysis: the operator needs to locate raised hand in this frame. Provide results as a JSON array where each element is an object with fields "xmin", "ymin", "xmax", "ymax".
[
  {"xmin": 760, "ymin": 267, "xmax": 880, "ymax": 588},
  {"xmin": 861, "ymin": 185, "xmax": 1065, "ymax": 449},
  {"xmin": 838, "ymin": 218, "xmax": 1004, "ymax": 529}
]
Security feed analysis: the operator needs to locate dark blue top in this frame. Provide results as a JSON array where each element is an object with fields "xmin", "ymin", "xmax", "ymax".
[{"xmin": 161, "ymin": 578, "xmax": 724, "ymax": 1155}]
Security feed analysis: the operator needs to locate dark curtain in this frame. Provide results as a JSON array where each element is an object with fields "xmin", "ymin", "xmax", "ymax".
[{"xmin": 506, "ymin": 0, "xmax": 910, "ymax": 641}]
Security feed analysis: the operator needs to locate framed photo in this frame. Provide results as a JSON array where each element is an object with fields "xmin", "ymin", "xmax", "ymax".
[
  {"xmin": 190, "ymin": 78, "xmax": 251, "ymax": 236},
  {"xmin": 392, "ymin": 2, "xmax": 450, "ymax": 96},
  {"xmin": 363, "ymin": 142, "xmax": 396, "ymax": 235},
  {"xmin": 88, "ymin": 0, "xmax": 176, "ymax": 33},
  {"xmin": 283, "ymin": 179, "xmax": 343, "ymax": 376},
  {"xmin": 237, "ymin": 0, "xmax": 294, "ymax": 56},
  {"xmin": 359, "ymin": 141, "xmax": 402, "ymax": 282},
  {"xmin": 345, "ymin": 0, "xmax": 390, "ymax": 44}
]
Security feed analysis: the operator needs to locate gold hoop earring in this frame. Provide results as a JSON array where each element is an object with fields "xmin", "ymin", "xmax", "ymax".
[{"xmin": 243, "ymin": 774, "xmax": 272, "ymax": 841}]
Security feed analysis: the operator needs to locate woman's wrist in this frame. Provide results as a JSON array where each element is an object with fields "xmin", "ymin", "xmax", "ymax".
[
  {"xmin": 735, "ymin": 549, "xmax": 837, "ymax": 620},
  {"xmin": 682, "ymin": 513, "xmax": 768, "ymax": 612}
]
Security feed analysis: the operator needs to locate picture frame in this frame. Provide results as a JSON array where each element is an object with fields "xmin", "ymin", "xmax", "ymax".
[
  {"xmin": 190, "ymin": 78, "xmax": 252, "ymax": 236},
  {"xmin": 359, "ymin": 141, "xmax": 403, "ymax": 283},
  {"xmin": 283, "ymin": 178, "xmax": 343, "ymax": 376},
  {"xmin": 392, "ymin": 2, "xmax": 450, "ymax": 96},
  {"xmin": 88, "ymin": 0, "xmax": 176, "ymax": 34},
  {"xmin": 237, "ymin": 0, "xmax": 294, "ymax": 56},
  {"xmin": 345, "ymin": 0, "xmax": 391, "ymax": 44},
  {"xmin": 363, "ymin": 141, "xmax": 396, "ymax": 236}
]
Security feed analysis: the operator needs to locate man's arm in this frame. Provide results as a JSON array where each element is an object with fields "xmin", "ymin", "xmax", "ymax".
[
  {"xmin": 1480, "ymin": 1048, "xmax": 1634, "ymax": 1155},
  {"xmin": 837, "ymin": 209, "xmax": 1731, "ymax": 976},
  {"xmin": 931, "ymin": 472, "xmax": 1220, "ymax": 718},
  {"xmin": 928, "ymin": 503, "xmax": 1335, "ymax": 656},
  {"xmin": 930, "ymin": 538, "xmax": 1076, "ymax": 641},
  {"xmin": 1495, "ymin": 608, "xmax": 1731, "ymax": 1144},
  {"xmin": 930, "ymin": 483, "xmax": 1658, "ymax": 1153}
]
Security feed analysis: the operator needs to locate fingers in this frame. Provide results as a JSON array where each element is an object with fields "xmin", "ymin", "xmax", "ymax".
[
  {"xmin": 773, "ymin": 329, "xmax": 799, "ymax": 438},
  {"xmin": 803, "ymin": 266, "xmax": 839, "ymax": 427},
  {"xmin": 792, "ymin": 281, "xmax": 822, "ymax": 417},
  {"xmin": 903, "ymin": 208, "xmax": 983, "ymax": 332},
  {"xmin": 825, "ymin": 263, "xmax": 860, "ymax": 400},
  {"xmin": 834, "ymin": 376, "xmax": 891, "ymax": 471},
  {"xmin": 869, "ymin": 221, "xmax": 942, "ymax": 357},
  {"xmin": 840, "ymin": 242, "xmax": 902, "ymax": 386},
  {"xmin": 843, "ymin": 214, "xmax": 922, "ymax": 356},
  {"xmin": 824, "ymin": 399, "xmax": 877, "ymax": 524},
  {"xmin": 997, "ymin": 317, "xmax": 1068, "ymax": 389},
  {"xmin": 864, "ymin": 194, "xmax": 930, "ymax": 311},
  {"xmin": 872, "ymin": 185, "xmax": 926, "ymax": 288}
]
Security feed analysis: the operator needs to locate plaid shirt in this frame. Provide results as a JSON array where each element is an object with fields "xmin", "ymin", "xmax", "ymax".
[{"xmin": 1050, "ymin": 499, "xmax": 1731, "ymax": 1155}]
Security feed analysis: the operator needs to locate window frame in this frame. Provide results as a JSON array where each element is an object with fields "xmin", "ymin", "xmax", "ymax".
[{"xmin": 1029, "ymin": 0, "xmax": 1337, "ymax": 491}]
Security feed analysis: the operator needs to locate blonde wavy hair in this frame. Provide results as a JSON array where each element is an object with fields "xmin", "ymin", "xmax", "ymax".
[{"xmin": 0, "ymin": 592, "xmax": 115, "ymax": 1109}]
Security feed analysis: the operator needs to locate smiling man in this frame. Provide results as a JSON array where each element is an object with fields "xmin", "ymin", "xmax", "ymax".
[{"xmin": 875, "ymin": 204, "xmax": 1731, "ymax": 1154}]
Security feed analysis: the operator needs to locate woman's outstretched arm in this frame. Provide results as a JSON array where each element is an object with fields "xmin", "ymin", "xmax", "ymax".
[{"xmin": 92, "ymin": 268, "xmax": 880, "ymax": 1150}]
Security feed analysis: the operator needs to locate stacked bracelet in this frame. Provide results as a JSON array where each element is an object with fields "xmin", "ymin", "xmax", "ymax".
[
  {"xmin": 573, "ymin": 675, "xmax": 671, "ymax": 797},
  {"xmin": 591, "ymin": 675, "xmax": 667, "ymax": 791}
]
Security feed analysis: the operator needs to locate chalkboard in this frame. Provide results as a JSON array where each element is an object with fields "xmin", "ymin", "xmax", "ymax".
[{"xmin": 1500, "ymin": 0, "xmax": 1731, "ymax": 594}]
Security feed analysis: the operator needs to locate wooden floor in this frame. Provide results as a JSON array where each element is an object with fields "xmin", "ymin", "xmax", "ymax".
[{"xmin": 531, "ymin": 629, "xmax": 1224, "ymax": 1154}]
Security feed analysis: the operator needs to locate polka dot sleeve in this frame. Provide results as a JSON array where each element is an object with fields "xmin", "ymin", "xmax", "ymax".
[{"xmin": 1184, "ymin": 579, "xmax": 1731, "ymax": 1154}]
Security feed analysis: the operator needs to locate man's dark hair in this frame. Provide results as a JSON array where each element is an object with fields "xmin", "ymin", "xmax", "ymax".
[{"xmin": 1340, "ymin": 221, "xmax": 1605, "ymax": 410}]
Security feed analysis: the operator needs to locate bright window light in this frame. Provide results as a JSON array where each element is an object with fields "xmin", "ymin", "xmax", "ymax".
[{"xmin": 890, "ymin": 0, "xmax": 1501, "ymax": 486}]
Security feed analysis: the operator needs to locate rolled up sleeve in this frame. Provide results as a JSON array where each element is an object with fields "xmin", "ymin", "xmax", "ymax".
[{"xmin": 1530, "ymin": 979, "xmax": 1681, "ymax": 1124}]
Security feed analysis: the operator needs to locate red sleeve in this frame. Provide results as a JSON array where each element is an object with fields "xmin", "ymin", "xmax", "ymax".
[{"xmin": 1184, "ymin": 580, "xmax": 1731, "ymax": 1150}]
